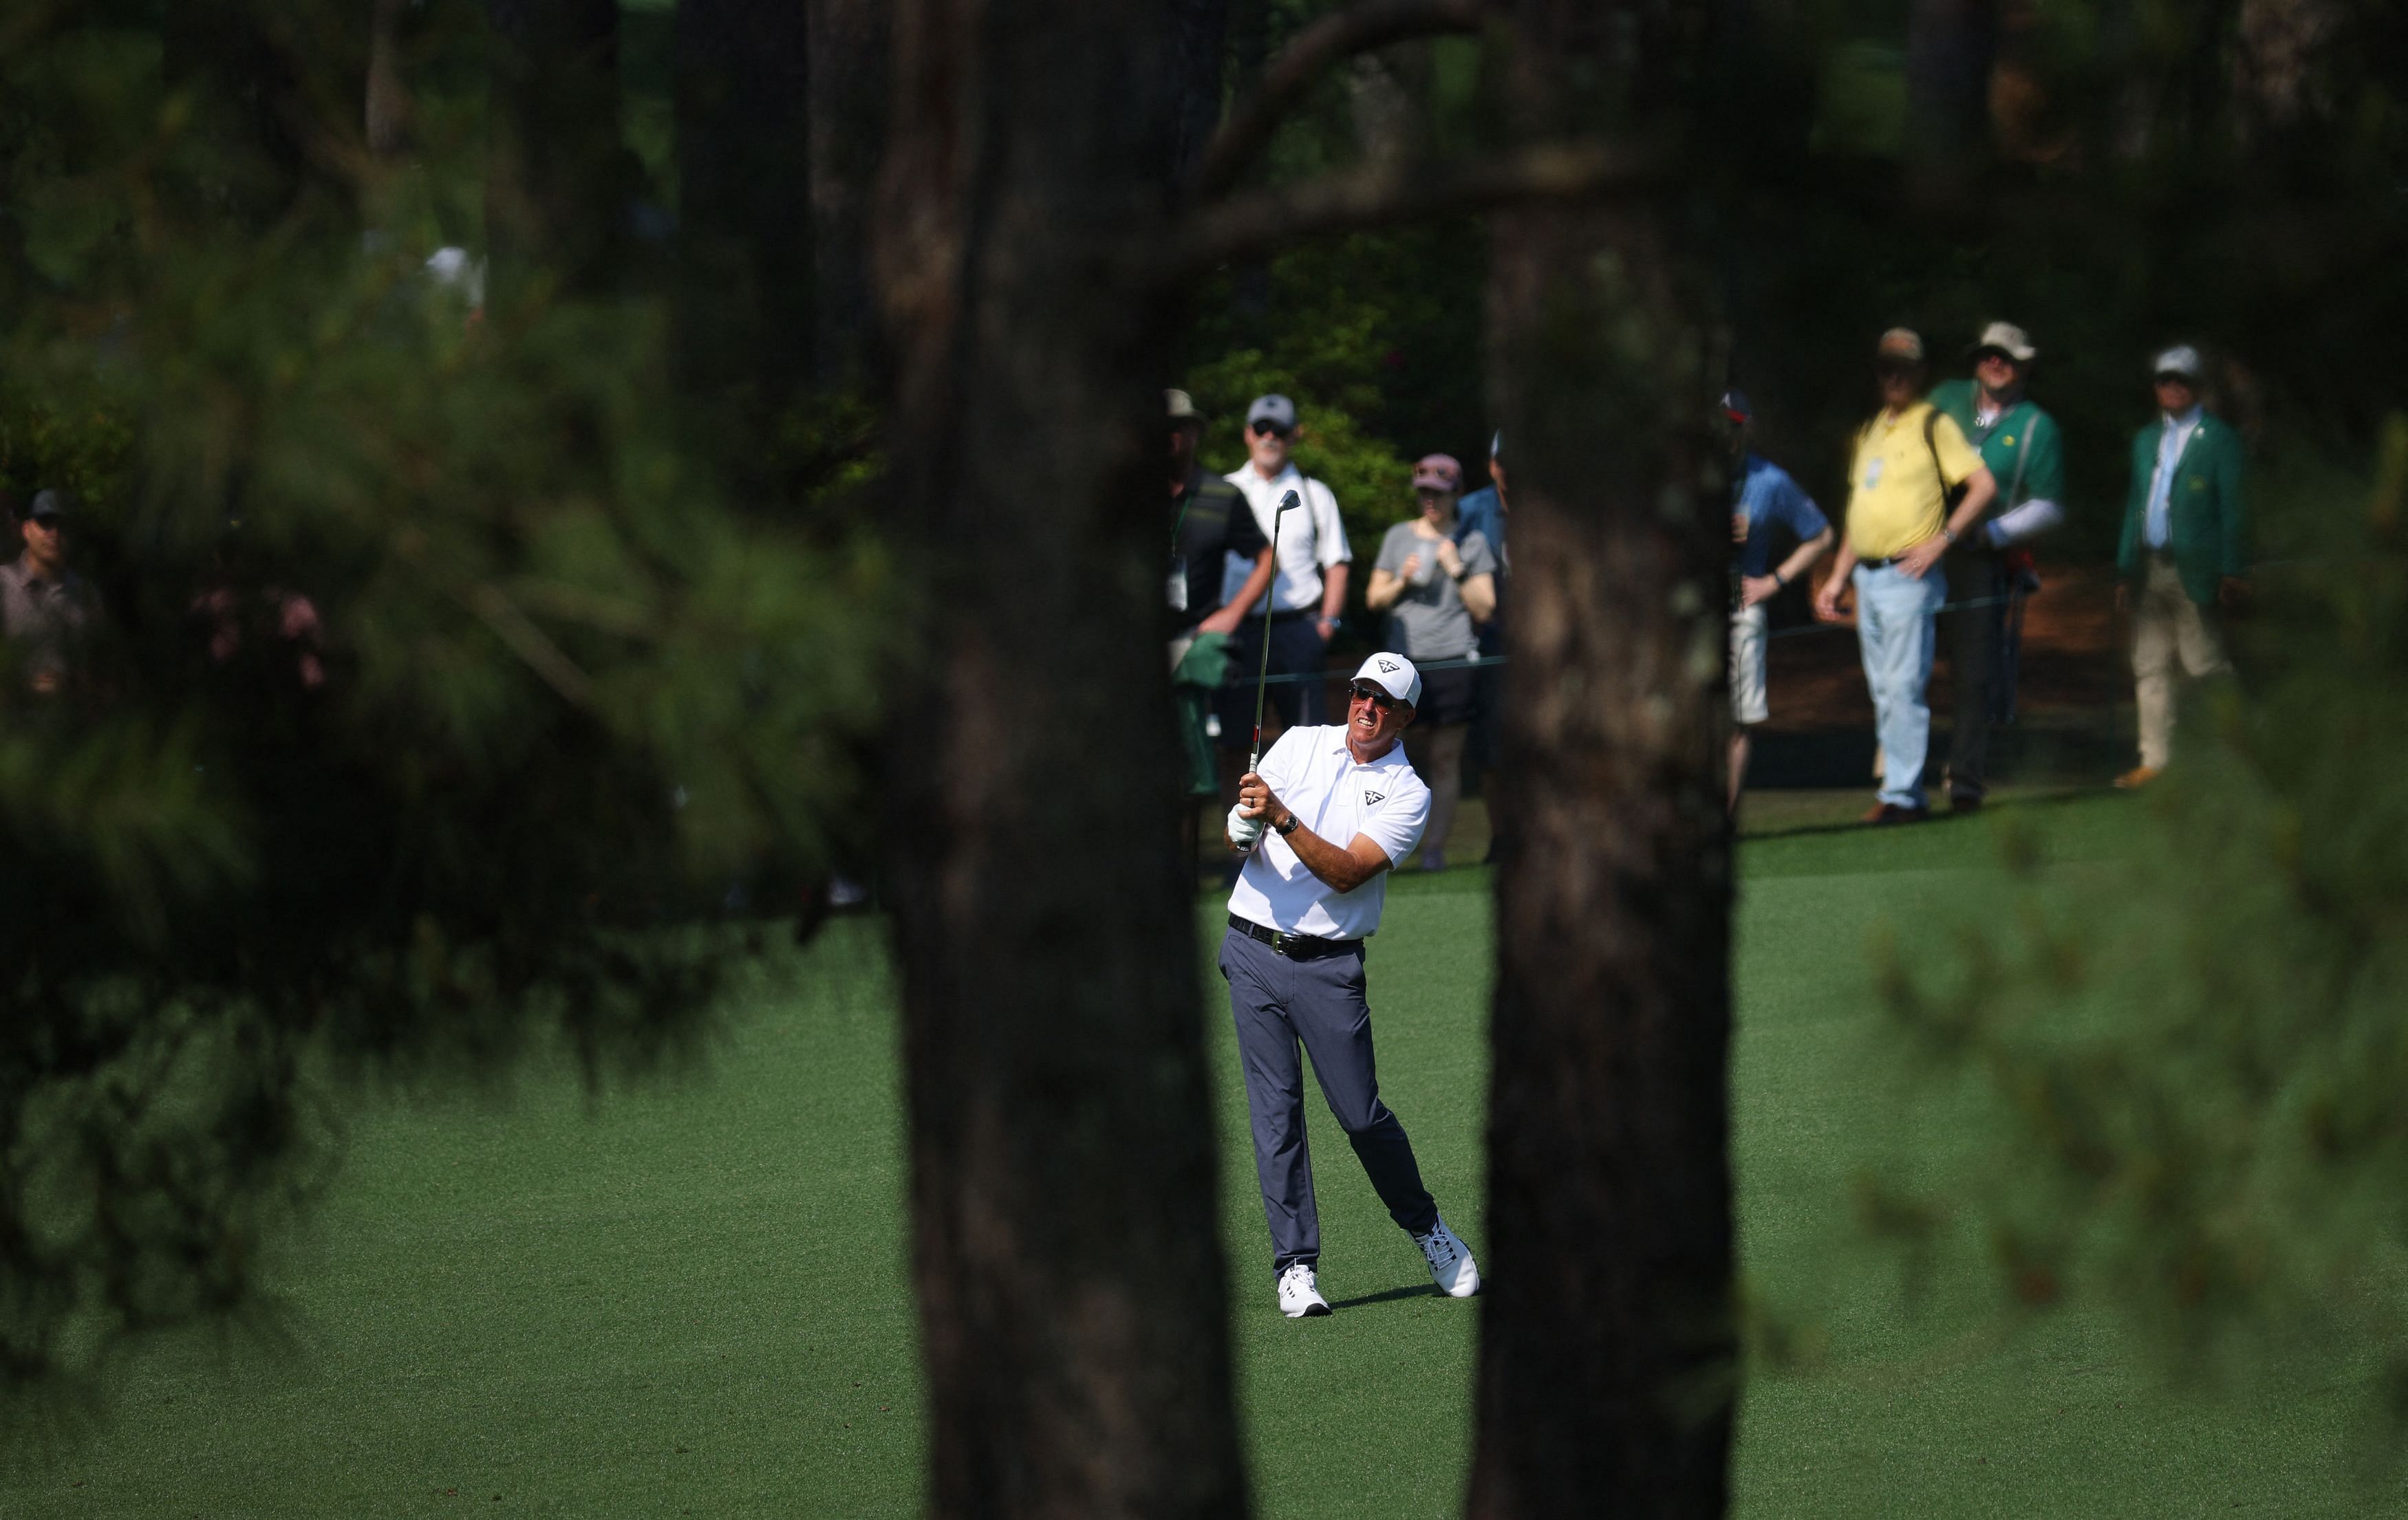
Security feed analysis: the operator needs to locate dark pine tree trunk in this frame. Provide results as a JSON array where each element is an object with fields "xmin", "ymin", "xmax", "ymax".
[
  {"xmin": 873, "ymin": 3, "xmax": 1248, "ymax": 1518},
  {"xmin": 806, "ymin": 0, "xmax": 890, "ymax": 388},
  {"xmin": 1468, "ymin": 3, "xmax": 1739, "ymax": 1517},
  {"xmin": 674, "ymin": 0, "xmax": 813, "ymax": 418},
  {"xmin": 486, "ymin": 0, "xmax": 622, "ymax": 301}
]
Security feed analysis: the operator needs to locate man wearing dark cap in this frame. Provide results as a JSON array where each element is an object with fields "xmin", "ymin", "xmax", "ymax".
[
  {"xmin": 1, "ymin": 490, "xmax": 98, "ymax": 695},
  {"xmin": 1217, "ymin": 393, "xmax": 1352, "ymax": 743},
  {"xmin": 2112, "ymin": 345, "xmax": 2248, "ymax": 788},
  {"xmin": 1927, "ymin": 321, "xmax": 2067, "ymax": 811}
]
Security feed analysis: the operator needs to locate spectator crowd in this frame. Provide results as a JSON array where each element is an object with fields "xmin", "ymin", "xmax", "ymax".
[{"xmin": 1168, "ymin": 322, "xmax": 2250, "ymax": 857}]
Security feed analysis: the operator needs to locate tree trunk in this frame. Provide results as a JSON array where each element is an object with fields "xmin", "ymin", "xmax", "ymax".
[
  {"xmin": 674, "ymin": 0, "xmax": 813, "ymax": 413},
  {"xmin": 1468, "ymin": 3, "xmax": 1739, "ymax": 1516},
  {"xmin": 806, "ymin": 0, "xmax": 890, "ymax": 387},
  {"xmin": 486, "ymin": 0, "xmax": 622, "ymax": 301},
  {"xmin": 366, "ymin": 0, "xmax": 411, "ymax": 159},
  {"xmin": 873, "ymin": 3, "xmax": 1249, "ymax": 1518},
  {"xmin": 1905, "ymin": 0, "xmax": 2000, "ymax": 195}
]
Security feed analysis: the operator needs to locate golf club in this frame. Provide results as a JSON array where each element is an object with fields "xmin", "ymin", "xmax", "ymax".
[{"xmin": 1234, "ymin": 489, "xmax": 1300, "ymax": 854}]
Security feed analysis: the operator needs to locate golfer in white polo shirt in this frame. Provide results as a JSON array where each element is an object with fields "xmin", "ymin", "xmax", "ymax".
[{"xmin": 1221, "ymin": 652, "xmax": 1481, "ymax": 1318}]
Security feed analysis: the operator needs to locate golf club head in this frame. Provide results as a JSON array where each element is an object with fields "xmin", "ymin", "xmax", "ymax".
[{"xmin": 1276, "ymin": 489, "xmax": 1299, "ymax": 519}]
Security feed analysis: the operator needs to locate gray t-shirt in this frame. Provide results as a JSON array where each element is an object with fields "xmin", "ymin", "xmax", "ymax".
[{"xmin": 1375, "ymin": 521, "xmax": 1496, "ymax": 662}]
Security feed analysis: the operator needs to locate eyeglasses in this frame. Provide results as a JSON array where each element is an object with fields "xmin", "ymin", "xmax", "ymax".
[
  {"xmin": 1348, "ymin": 683, "xmax": 1397, "ymax": 710},
  {"xmin": 1975, "ymin": 350, "xmax": 2017, "ymax": 367}
]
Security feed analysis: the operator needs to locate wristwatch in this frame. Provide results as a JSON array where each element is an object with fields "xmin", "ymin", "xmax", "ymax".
[
  {"xmin": 1940, "ymin": 526, "xmax": 1959, "ymax": 544},
  {"xmin": 1274, "ymin": 814, "xmax": 1301, "ymax": 837}
]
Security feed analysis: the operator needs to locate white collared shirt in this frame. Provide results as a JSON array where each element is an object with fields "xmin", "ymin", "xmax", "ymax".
[
  {"xmin": 1228, "ymin": 725, "xmax": 1430, "ymax": 941},
  {"xmin": 1221, "ymin": 463, "xmax": 1352, "ymax": 614},
  {"xmin": 2144, "ymin": 406, "xmax": 2203, "ymax": 550}
]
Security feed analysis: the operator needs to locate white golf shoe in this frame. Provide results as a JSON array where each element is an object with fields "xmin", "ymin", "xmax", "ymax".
[
  {"xmin": 1414, "ymin": 1214, "xmax": 1481, "ymax": 1298},
  {"xmin": 1277, "ymin": 1261, "xmax": 1332, "ymax": 1318}
]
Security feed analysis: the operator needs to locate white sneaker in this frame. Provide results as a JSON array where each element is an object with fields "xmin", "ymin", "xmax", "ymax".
[
  {"xmin": 1277, "ymin": 1261, "xmax": 1332, "ymax": 1318},
  {"xmin": 1414, "ymin": 1214, "xmax": 1481, "ymax": 1298}
]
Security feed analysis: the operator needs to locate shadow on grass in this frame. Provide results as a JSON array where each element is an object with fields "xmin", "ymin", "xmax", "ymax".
[
  {"xmin": 1325, "ymin": 1283, "xmax": 1443, "ymax": 1311},
  {"xmin": 1742, "ymin": 785, "xmax": 2111, "ymax": 843}
]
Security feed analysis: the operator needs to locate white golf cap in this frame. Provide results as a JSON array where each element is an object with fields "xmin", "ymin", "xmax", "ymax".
[
  {"xmin": 2153, "ymin": 345, "xmax": 2203, "ymax": 379},
  {"xmin": 1971, "ymin": 321, "xmax": 2036, "ymax": 362},
  {"xmin": 1353, "ymin": 652, "xmax": 1422, "ymax": 708}
]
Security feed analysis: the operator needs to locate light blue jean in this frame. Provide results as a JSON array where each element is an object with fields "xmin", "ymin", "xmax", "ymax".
[{"xmin": 1854, "ymin": 561, "xmax": 1948, "ymax": 808}]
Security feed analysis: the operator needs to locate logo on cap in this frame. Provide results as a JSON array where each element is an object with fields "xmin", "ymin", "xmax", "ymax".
[{"xmin": 1377, "ymin": 657, "xmax": 1399, "ymax": 674}]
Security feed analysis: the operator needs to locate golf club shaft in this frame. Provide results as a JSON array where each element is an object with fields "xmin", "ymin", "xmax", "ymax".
[{"xmin": 1247, "ymin": 490, "xmax": 1301, "ymax": 771}]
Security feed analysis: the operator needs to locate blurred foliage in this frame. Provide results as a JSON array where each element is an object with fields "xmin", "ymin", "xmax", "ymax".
[
  {"xmin": 0, "ymin": 0, "xmax": 886, "ymax": 1411},
  {"xmin": 1867, "ymin": 420, "xmax": 2408, "ymax": 1444}
]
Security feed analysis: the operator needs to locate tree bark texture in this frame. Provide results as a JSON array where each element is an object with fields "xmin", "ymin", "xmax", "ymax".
[
  {"xmin": 806, "ymin": 0, "xmax": 891, "ymax": 386},
  {"xmin": 674, "ymin": 0, "xmax": 813, "ymax": 411},
  {"xmin": 873, "ymin": 3, "xmax": 1248, "ymax": 1518},
  {"xmin": 486, "ymin": 0, "xmax": 622, "ymax": 299},
  {"xmin": 1469, "ymin": 3, "xmax": 1739, "ymax": 1517}
]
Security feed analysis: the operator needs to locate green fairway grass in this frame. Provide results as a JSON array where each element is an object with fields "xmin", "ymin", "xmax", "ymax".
[{"xmin": 6, "ymin": 794, "xmax": 2397, "ymax": 1517}]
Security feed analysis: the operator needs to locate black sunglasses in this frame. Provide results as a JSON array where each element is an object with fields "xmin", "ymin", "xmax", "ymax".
[
  {"xmin": 1250, "ymin": 420, "xmax": 1291, "ymax": 438},
  {"xmin": 1347, "ymin": 682, "xmax": 1397, "ymax": 710}
]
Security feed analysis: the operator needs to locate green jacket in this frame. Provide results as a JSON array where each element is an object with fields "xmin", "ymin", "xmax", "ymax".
[
  {"xmin": 2116, "ymin": 412, "xmax": 2248, "ymax": 606},
  {"xmin": 1928, "ymin": 380, "xmax": 2065, "ymax": 514}
]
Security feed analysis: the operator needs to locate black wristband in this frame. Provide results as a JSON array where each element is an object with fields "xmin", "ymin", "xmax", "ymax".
[{"xmin": 1274, "ymin": 814, "xmax": 1301, "ymax": 836}]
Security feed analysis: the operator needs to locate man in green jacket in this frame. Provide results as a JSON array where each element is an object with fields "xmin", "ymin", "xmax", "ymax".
[
  {"xmin": 1929, "ymin": 321, "xmax": 2066, "ymax": 811},
  {"xmin": 2113, "ymin": 345, "xmax": 2248, "ymax": 788}
]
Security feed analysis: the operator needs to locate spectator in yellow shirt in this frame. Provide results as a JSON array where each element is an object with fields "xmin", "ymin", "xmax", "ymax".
[{"xmin": 1814, "ymin": 329, "xmax": 1997, "ymax": 822}]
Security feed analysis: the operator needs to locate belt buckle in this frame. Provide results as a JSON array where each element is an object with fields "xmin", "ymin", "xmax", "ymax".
[{"xmin": 1270, "ymin": 929, "xmax": 1297, "ymax": 957}]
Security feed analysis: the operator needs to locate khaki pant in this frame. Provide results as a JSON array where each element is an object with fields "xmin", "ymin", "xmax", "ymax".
[{"xmin": 2131, "ymin": 557, "xmax": 2229, "ymax": 770}]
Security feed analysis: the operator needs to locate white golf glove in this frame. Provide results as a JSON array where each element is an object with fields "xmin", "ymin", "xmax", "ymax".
[{"xmin": 1227, "ymin": 803, "xmax": 1267, "ymax": 850}]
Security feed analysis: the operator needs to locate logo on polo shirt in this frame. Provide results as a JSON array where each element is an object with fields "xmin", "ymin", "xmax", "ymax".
[{"xmin": 1363, "ymin": 788, "xmax": 1385, "ymax": 806}]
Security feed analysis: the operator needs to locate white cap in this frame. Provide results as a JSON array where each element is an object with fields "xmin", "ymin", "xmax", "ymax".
[
  {"xmin": 2153, "ymin": 345, "xmax": 2202, "ymax": 380},
  {"xmin": 1972, "ymin": 321, "xmax": 2036, "ymax": 362},
  {"xmin": 1353, "ymin": 652, "xmax": 1422, "ymax": 708}
]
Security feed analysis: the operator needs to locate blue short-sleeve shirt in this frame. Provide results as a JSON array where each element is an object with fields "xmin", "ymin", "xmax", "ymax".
[{"xmin": 1733, "ymin": 455, "xmax": 1827, "ymax": 579}]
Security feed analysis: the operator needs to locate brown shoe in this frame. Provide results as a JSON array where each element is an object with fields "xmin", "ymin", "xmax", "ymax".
[
  {"xmin": 2113, "ymin": 766, "xmax": 2161, "ymax": 790},
  {"xmin": 1863, "ymin": 802, "xmax": 1930, "ymax": 826}
]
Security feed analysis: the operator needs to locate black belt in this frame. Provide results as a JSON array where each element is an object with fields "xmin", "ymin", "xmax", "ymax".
[
  {"xmin": 1227, "ymin": 914, "xmax": 1362, "ymax": 960},
  {"xmin": 1265, "ymin": 607, "xmax": 1318, "ymax": 623},
  {"xmin": 1858, "ymin": 555, "xmax": 1899, "ymax": 570}
]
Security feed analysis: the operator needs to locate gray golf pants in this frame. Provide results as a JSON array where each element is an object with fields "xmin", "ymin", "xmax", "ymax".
[{"xmin": 1218, "ymin": 926, "xmax": 1439, "ymax": 1275}]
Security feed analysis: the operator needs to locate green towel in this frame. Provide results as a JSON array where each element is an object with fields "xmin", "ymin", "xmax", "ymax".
[
  {"xmin": 1172, "ymin": 631, "xmax": 1234, "ymax": 799},
  {"xmin": 1172, "ymin": 630, "xmax": 1234, "ymax": 690}
]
